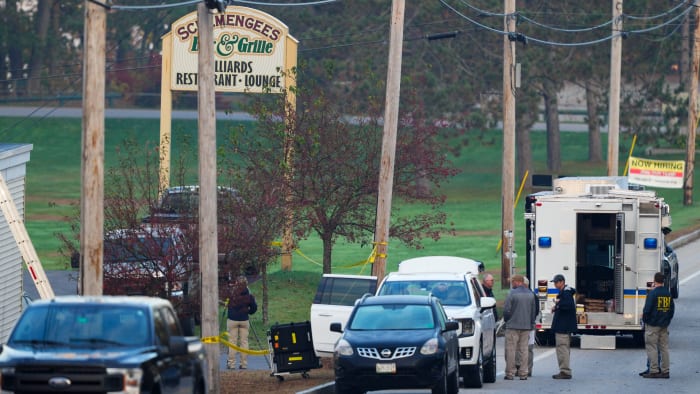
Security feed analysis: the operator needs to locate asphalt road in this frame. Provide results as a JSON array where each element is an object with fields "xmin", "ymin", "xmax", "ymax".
[
  {"xmin": 0, "ymin": 105, "xmax": 591, "ymax": 132},
  {"xmin": 361, "ymin": 234, "xmax": 700, "ymax": 393}
]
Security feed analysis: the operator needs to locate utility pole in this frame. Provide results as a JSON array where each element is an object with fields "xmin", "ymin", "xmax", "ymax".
[
  {"xmin": 685, "ymin": 1, "xmax": 699, "ymax": 206},
  {"xmin": 608, "ymin": 0, "xmax": 623, "ymax": 176},
  {"xmin": 501, "ymin": 0, "xmax": 516, "ymax": 290},
  {"xmin": 197, "ymin": 3, "xmax": 220, "ymax": 392},
  {"xmin": 372, "ymin": 0, "xmax": 405, "ymax": 284},
  {"xmin": 80, "ymin": 0, "xmax": 106, "ymax": 296}
]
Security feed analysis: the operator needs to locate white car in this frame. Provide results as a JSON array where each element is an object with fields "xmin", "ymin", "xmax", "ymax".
[
  {"xmin": 309, "ymin": 274, "xmax": 377, "ymax": 358},
  {"xmin": 376, "ymin": 256, "xmax": 497, "ymax": 388}
]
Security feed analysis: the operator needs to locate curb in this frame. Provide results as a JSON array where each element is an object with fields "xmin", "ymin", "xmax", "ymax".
[
  {"xmin": 668, "ymin": 229, "xmax": 700, "ymax": 249},
  {"xmin": 296, "ymin": 381, "xmax": 334, "ymax": 394}
]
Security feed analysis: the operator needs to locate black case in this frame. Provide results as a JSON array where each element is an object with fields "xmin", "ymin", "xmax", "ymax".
[{"xmin": 268, "ymin": 321, "xmax": 321, "ymax": 375}]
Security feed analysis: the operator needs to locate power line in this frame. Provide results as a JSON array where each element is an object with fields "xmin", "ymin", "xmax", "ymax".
[{"xmin": 440, "ymin": 0, "xmax": 694, "ymax": 47}]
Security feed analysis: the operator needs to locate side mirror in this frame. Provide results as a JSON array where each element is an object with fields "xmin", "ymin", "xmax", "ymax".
[
  {"xmin": 480, "ymin": 296, "xmax": 496, "ymax": 312},
  {"xmin": 169, "ymin": 336, "xmax": 188, "ymax": 356},
  {"xmin": 330, "ymin": 322, "xmax": 343, "ymax": 333}
]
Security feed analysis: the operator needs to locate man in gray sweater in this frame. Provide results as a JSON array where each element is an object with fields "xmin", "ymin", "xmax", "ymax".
[{"xmin": 503, "ymin": 274, "xmax": 539, "ymax": 380}]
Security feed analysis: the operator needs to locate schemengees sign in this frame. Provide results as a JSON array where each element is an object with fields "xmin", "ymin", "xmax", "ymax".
[{"xmin": 164, "ymin": 6, "xmax": 297, "ymax": 93}]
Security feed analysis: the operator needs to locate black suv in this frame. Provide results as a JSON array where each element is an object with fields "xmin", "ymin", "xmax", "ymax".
[{"xmin": 331, "ymin": 294, "xmax": 460, "ymax": 394}]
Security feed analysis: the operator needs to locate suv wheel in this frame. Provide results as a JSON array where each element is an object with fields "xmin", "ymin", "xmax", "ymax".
[
  {"xmin": 463, "ymin": 340, "xmax": 484, "ymax": 388},
  {"xmin": 483, "ymin": 333, "xmax": 497, "ymax": 383},
  {"xmin": 447, "ymin": 360, "xmax": 459, "ymax": 393},
  {"xmin": 431, "ymin": 362, "xmax": 449, "ymax": 394}
]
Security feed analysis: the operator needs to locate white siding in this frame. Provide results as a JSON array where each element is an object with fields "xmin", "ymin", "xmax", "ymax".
[{"xmin": 0, "ymin": 143, "xmax": 32, "ymax": 342}]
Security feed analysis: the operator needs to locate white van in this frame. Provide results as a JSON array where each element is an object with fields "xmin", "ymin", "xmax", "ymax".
[{"xmin": 376, "ymin": 256, "xmax": 497, "ymax": 389}]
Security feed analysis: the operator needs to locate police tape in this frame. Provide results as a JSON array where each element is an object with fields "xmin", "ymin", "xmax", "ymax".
[
  {"xmin": 270, "ymin": 239, "xmax": 387, "ymax": 271},
  {"xmin": 201, "ymin": 333, "xmax": 270, "ymax": 355}
]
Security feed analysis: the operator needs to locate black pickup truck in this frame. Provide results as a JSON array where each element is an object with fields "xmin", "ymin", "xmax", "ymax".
[{"xmin": 0, "ymin": 296, "xmax": 208, "ymax": 393}]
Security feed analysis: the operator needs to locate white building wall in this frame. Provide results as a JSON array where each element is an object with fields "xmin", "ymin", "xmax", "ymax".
[{"xmin": 0, "ymin": 143, "xmax": 32, "ymax": 342}]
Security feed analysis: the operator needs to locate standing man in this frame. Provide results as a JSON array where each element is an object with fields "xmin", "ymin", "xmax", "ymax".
[
  {"xmin": 641, "ymin": 272, "xmax": 674, "ymax": 379},
  {"xmin": 516, "ymin": 277, "xmax": 538, "ymax": 377},
  {"xmin": 550, "ymin": 274, "xmax": 576, "ymax": 380},
  {"xmin": 503, "ymin": 274, "xmax": 538, "ymax": 380},
  {"xmin": 482, "ymin": 273, "xmax": 498, "ymax": 320},
  {"xmin": 226, "ymin": 276, "xmax": 258, "ymax": 370}
]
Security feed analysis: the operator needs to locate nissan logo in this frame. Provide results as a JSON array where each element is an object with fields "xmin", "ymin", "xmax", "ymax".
[
  {"xmin": 48, "ymin": 377, "xmax": 72, "ymax": 389},
  {"xmin": 380, "ymin": 349, "xmax": 392, "ymax": 358}
]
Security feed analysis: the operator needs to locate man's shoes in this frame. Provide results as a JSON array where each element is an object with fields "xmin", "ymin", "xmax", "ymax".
[
  {"xmin": 239, "ymin": 366, "xmax": 247, "ymax": 370},
  {"xmin": 552, "ymin": 372, "xmax": 572, "ymax": 379},
  {"xmin": 638, "ymin": 370, "xmax": 649, "ymax": 376},
  {"xmin": 642, "ymin": 372, "xmax": 669, "ymax": 379},
  {"xmin": 227, "ymin": 365, "xmax": 235, "ymax": 370},
  {"xmin": 504, "ymin": 375, "xmax": 514, "ymax": 380},
  {"xmin": 519, "ymin": 376, "xmax": 527, "ymax": 380}
]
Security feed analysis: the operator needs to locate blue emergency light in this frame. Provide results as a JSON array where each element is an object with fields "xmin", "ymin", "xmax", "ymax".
[
  {"xmin": 538, "ymin": 236, "xmax": 552, "ymax": 248},
  {"xmin": 643, "ymin": 238, "xmax": 658, "ymax": 249}
]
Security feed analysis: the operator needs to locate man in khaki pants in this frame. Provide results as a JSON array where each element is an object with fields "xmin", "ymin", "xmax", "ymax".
[
  {"xmin": 226, "ymin": 276, "xmax": 257, "ymax": 369},
  {"xmin": 503, "ymin": 274, "xmax": 538, "ymax": 380},
  {"xmin": 641, "ymin": 272, "xmax": 674, "ymax": 379},
  {"xmin": 550, "ymin": 274, "xmax": 576, "ymax": 379}
]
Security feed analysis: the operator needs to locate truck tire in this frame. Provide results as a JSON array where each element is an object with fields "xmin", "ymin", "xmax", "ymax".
[
  {"xmin": 462, "ymin": 341, "xmax": 484, "ymax": 388},
  {"xmin": 632, "ymin": 331, "xmax": 645, "ymax": 347},
  {"xmin": 483, "ymin": 334, "xmax": 497, "ymax": 383},
  {"xmin": 536, "ymin": 331, "xmax": 554, "ymax": 346},
  {"xmin": 431, "ymin": 363, "xmax": 449, "ymax": 394},
  {"xmin": 671, "ymin": 280, "xmax": 679, "ymax": 299}
]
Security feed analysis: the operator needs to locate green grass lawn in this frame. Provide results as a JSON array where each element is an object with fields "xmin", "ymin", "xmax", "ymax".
[{"xmin": 2, "ymin": 116, "xmax": 699, "ymax": 339}]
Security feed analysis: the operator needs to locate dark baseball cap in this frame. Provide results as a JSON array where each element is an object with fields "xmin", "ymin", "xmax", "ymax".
[{"xmin": 550, "ymin": 274, "xmax": 565, "ymax": 283}]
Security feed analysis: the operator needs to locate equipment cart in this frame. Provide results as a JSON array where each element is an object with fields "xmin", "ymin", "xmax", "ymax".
[{"xmin": 268, "ymin": 321, "xmax": 321, "ymax": 381}]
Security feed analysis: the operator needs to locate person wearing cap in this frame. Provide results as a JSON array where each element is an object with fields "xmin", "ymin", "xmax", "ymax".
[
  {"xmin": 641, "ymin": 272, "xmax": 674, "ymax": 379},
  {"xmin": 550, "ymin": 273, "xmax": 576, "ymax": 379},
  {"xmin": 503, "ymin": 274, "xmax": 538, "ymax": 380}
]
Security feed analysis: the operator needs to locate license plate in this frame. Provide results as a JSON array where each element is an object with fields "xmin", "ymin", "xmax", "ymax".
[{"xmin": 376, "ymin": 363, "xmax": 396, "ymax": 374}]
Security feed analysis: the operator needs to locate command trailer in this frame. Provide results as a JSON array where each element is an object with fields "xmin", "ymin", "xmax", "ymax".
[{"xmin": 524, "ymin": 177, "xmax": 674, "ymax": 345}]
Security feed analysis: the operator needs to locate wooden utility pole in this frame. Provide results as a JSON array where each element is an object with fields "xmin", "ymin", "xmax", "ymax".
[
  {"xmin": 197, "ymin": 4, "xmax": 220, "ymax": 392},
  {"xmin": 685, "ymin": 1, "xmax": 699, "ymax": 206},
  {"xmin": 501, "ymin": 0, "xmax": 516, "ymax": 290},
  {"xmin": 372, "ymin": 0, "xmax": 405, "ymax": 284},
  {"xmin": 80, "ymin": 0, "xmax": 106, "ymax": 296},
  {"xmin": 608, "ymin": 0, "xmax": 623, "ymax": 176}
]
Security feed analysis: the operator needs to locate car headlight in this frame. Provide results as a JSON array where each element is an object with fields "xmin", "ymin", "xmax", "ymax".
[
  {"xmin": 334, "ymin": 338, "xmax": 354, "ymax": 356},
  {"xmin": 106, "ymin": 368, "xmax": 143, "ymax": 394},
  {"xmin": 420, "ymin": 338, "xmax": 438, "ymax": 355},
  {"xmin": 458, "ymin": 318, "xmax": 475, "ymax": 336}
]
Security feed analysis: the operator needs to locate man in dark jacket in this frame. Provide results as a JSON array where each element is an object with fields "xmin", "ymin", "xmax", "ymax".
[
  {"xmin": 503, "ymin": 274, "xmax": 538, "ymax": 380},
  {"xmin": 482, "ymin": 273, "xmax": 498, "ymax": 320},
  {"xmin": 550, "ymin": 274, "xmax": 576, "ymax": 379},
  {"xmin": 641, "ymin": 272, "xmax": 674, "ymax": 379},
  {"xmin": 226, "ymin": 276, "xmax": 258, "ymax": 370}
]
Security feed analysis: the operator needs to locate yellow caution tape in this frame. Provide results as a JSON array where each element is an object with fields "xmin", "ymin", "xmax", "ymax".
[{"xmin": 201, "ymin": 333, "xmax": 270, "ymax": 355}]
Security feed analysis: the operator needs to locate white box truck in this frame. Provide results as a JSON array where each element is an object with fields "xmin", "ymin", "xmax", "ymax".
[{"xmin": 524, "ymin": 177, "xmax": 676, "ymax": 346}]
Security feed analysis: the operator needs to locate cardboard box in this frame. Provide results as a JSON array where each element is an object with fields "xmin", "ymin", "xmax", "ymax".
[{"xmin": 577, "ymin": 313, "xmax": 587, "ymax": 324}]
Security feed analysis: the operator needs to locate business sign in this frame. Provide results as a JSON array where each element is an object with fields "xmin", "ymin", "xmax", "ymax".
[
  {"xmin": 628, "ymin": 156, "xmax": 685, "ymax": 189},
  {"xmin": 165, "ymin": 6, "xmax": 297, "ymax": 93}
]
